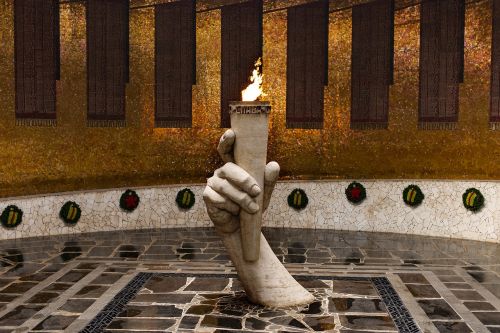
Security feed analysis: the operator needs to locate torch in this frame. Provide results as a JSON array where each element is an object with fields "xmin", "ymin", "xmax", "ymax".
[{"xmin": 229, "ymin": 58, "xmax": 270, "ymax": 262}]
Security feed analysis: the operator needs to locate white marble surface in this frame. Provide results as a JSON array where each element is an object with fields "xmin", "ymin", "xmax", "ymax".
[{"xmin": 0, "ymin": 180, "xmax": 498, "ymax": 242}]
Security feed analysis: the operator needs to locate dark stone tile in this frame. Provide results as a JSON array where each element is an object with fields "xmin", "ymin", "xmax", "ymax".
[
  {"xmin": 176, "ymin": 248, "xmax": 201, "ymax": 254},
  {"xmin": 118, "ymin": 245, "xmax": 142, "ymax": 252},
  {"xmin": 179, "ymin": 315, "xmax": 200, "ymax": 329},
  {"xmin": 74, "ymin": 285, "xmax": 109, "ymax": 298},
  {"xmin": 329, "ymin": 298, "xmax": 386, "ymax": 313},
  {"xmin": 297, "ymin": 280, "xmax": 329, "ymax": 288},
  {"xmin": 86, "ymin": 247, "xmax": 115, "ymax": 257},
  {"xmin": 438, "ymin": 276, "xmax": 465, "ymax": 283},
  {"xmin": 40, "ymin": 263, "xmax": 66, "ymax": 273},
  {"xmin": 57, "ymin": 271, "xmax": 89, "ymax": 283},
  {"xmin": 270, "ymin": 316, "xmax": 308, "ymax": 330},
  {"xmin": 0, "ymin": 294, "xmax": 18, "ymax": 302},
  {"xmin": 303, "ymin": 316, "xmax": 336, "ymax": 331},
  {"xmin": 108, "ymin": 318, "xmax": 175, "ymax": 330},
  {"xmin": 287, "ymin": 247, "xmax": 306, "ymax": 255},
  {"xmin": 59, "ymin": 299, "xmax": 95, "ymax": 313},
  {"xmin": 472, "ymin": 312, "xmax": 500, "ymax": 325},
  {"xmin": 463, "ymin": 301, "xmax": 496, "ymax": 311},
  {"xmin": 0, "ymin": 305, "xmax": 44, "ymax": 326},
  {"xmin": 118, "ymin": 251, "xmax": 140, "ymax": 258},
  {"xmin": 140, "ymin": 254, "xmax": 180, "ymax": 261},
  {"xmin": 245, "ymin": 317, "xmax": 268, "ymax": 330},
  {"xmin": 43, "ymin": 282, "xmax": 72, "ymax": 292},
  {"xmin": 181, "ymin": 253, "xmax": 216, "ymax": 260},
  {"xmin": 32, "ymin": 315, "xmax": 77, "ymax": 330},
  {"xmin": 26, "ymin": 292, "xmax": 59, "ymax": 304},
  {"xmin": 258, "ymin": 310, "xmax": 287, "ymax": 318},
  {"xmin": 132, "ymin": 293, "xmax": 194, "ymax": 304},
  {"xmin": 339, "ymin": 315, "xmax": 396, "ymax": 330},
  {"xmin": 300, "ymin": 301, "xmax": 322, "ymax": 315},
  {"xmin": 331, "ymin": 280, "xmax": 378, "ymax": 296},
  {"xmin": 433, "ymin": 321, "xmax": 471, "ymax": 333},
  {"xmin": 450, "ymin": 289, "xmax": 485, "ymax": 301},
  {"xmin": 75, "ymin": 263, "xmax": 100, "ymax": 270},
  {"xmin": 487, "ymin": 327, "xmax": 500, "ymax": 333},
  {"xmin": 201, "ymin": 315, "xmax": 242, "ymax": 329},
  {"xmin": 19, "ymin": 272, "xmax": 53, "ymax": 282},
  {"xmin": 59, "ymin": 252, "xmax": 82, "ymax": 262},
  {"xmin": 444, "ymin": 283, "xmax": 472, "ymax": 290},
  {"xmin": 142, "ymin": 276, "xmax": 187, "ymax": 293},
  {"xmin": 331, "ymin": 248, "xmax": 363, "ymax": 259},
  {"xmin": 1, "ymin": 281, "xmax": 37, "ymax": 294},
  {"xmin": 187, "ymin": 304, "xmax": 214, "ymax": 315},
  {"xmin": 90, "ymin": 273, "xmax": 122, "ymax": 285},
  {"xmin": 284, "ymin": 255, "xmax": 306, "ymax": 263},
  {"xmin": 397, "ymin": 273, "xmax": 429, "ymax": 284},
  {"xmin": 406, "ymin": 284, "xmax": 441, "ymax": 298},
  {"xmin": 119, "ymin": 304, "xmax": 182, "ymax": 317},
  {"xmin": 483, "ymin": 284, "xmax": 500, "ymax": 298},
  {"xmin": 143, "ymin": 246, "xmax": 175, "ymax": 255},
  {"xmin": 184, "ymin": 278, "xmax": 229, "ymax": 291},
  {"xmin": 467, "ymin": 271, "xmax": 500, "ymax": 283},
  {"xmin": 417, "ymin": 299, "xmax": 460, "ymax": 320}
]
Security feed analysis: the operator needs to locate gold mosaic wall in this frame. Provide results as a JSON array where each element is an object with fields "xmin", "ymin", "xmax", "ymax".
[{"xmin": 0, "ymin": 1, "xmax": 498, "ymax": 198}]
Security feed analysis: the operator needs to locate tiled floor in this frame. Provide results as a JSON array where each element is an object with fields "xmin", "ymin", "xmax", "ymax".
[{"xmin": 0, "ymin": 227, "xmax": 499, "ymax": 332}]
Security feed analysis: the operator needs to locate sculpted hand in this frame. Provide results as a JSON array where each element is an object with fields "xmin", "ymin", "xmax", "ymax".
[{"xmin": 203, "ymin": 129, "xmax": 280, "ymax": 234}]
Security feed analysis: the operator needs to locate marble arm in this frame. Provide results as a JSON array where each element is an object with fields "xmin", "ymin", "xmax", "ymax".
[{"xmin": 203, "ymin": 130, "xmax": 314, "ymax": 307}]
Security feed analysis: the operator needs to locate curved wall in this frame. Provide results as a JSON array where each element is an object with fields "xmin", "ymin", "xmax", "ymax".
[
  {"xmin": 0, "ymin": 180, "xmax": 498, "ymax": 243},
  {"xmin": 0, "ymin": 2, "xmax": 499, "ymax": 198}
]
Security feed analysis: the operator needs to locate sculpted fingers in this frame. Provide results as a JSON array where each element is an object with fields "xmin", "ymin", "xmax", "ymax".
[
  {"xmin": 207, "ymin": 176, "xmax": 259, "ymax": 214},
  {"xmin": 216, "ymin": 162, "xmax": 261, "ymax": 197},
  {"xmin": 217, "ymin": 129, "xmax": 235, "ymax": 163},
  {"xmin": 203, "ymin": 186, "xmax": 240, "ymax": 215},
  {"xmin": 263, "ymin": 161, "xmax": 280, "ymax": 211}
]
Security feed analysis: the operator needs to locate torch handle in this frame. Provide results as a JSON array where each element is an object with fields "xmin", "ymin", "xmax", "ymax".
[{"xmin": 231, "ymin": 113, "xmax": 268, "ymax": 262}]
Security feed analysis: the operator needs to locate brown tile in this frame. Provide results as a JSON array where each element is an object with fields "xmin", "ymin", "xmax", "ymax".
[
  {"xmin": 450, "ymin": 290, "xmax": 485, "ymax": 301},
  {"xmin": 184, "ymin": 277, "xmax": 229, "ymax": 291},
  {"xmin": 417, "ymin": 299, "xmax": 460, "ymax": 320},
  {"xmin": 339, "ymin": 315, "xmax": 396, "ymax": 330},
  {"xmin": 473, "ymin": 312, "xmax": 500, "ymax": 325},
  {"xmin": 463, "ymin": 301, "xmax": 496, "ymax": 311},
  {"xmin": 397, "ymin": 273, "xmax": 429, "ymax": 284},
  {"xmin": 406, "ymin": 284, "xmax": 440, "ymax": 298},
  {"xmin": 32, "ymin": 315, "xmax": 77, "ymax": 330}
]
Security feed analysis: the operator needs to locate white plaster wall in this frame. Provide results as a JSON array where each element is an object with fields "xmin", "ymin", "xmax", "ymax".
[{"xmin": 0, "ymin": 180, "xmax": 498, "ymax": 242}]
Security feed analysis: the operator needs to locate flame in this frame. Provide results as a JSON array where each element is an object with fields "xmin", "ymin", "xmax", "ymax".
[{"xmin": 241, "ymin": 58, "xmax": 265, "ymax": 101}]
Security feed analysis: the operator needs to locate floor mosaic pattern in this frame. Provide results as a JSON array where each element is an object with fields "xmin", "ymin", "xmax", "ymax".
[{"xmin": 0, "ymin": 227, "xmax": 498, "ymax": 332}]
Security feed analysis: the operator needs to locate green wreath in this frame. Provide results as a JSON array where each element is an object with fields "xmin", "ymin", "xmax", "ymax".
[
  {"xmin": 462, "ymin": 188, "xmax": 484, "ymax": 212},
  {"xmin": 176, "ymin": 188, "xmax": 195, "ymax": 209},
  {"xmin": 120, "ymin": 189, "xmax": 140, "ymax": 212},
  {"xmin": 59, "ymin": 201, "xmax": 81, "ymax": 225},
  {"xmin": 1, "ymin": 205, "xmax": 23, "ymax": 228},
  {"xmin": 403, "ymin": 185, "xmax": 424, "ymax": 207},
  {"xmin": 345, "ymin": 181, "xmax": 366, "ymax": 204},
  {"xmin": 288, "ymin": 188, "xmax": 308, "ymax": 210}
]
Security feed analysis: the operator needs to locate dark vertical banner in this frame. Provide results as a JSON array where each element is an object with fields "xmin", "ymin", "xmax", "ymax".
[
  {"xmin": 86, "ymin": 0, "xmax": 129, "ymax": 127},
  {"xmin": 286, "ymin": 0, "xmax": 329, "ymax": 129},
  {"xmin": 491, "ymin": 0, "xmax": 500, "ymax": 129},
  {"xmin": 14, "ymin": 0, "xmax": 60, "ymax": 126},
  {"xmin": 155, "ymin": 0, "xmax": 196, "ymax": 128},
  {"xmin": 418, "ymin": 0, "xmax": 465, "ymax": 130},
  {"xmin": 221, "ymin": 0, "xmax": 263, "ymax": 128},
  {"xmin": 350, "ymin": 0, "xmax": 394, "ymax": 130}
]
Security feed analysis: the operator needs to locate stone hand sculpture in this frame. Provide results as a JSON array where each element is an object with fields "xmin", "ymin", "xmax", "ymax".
[{"xmin": 203, "ymin": 129, "xmax": 314, "ymax": 307}]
